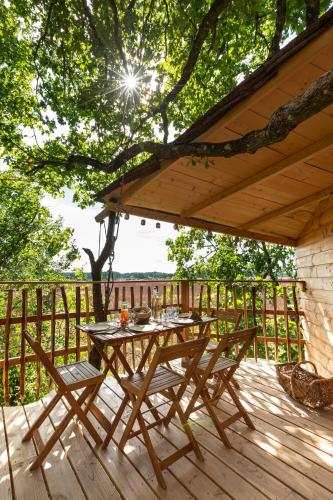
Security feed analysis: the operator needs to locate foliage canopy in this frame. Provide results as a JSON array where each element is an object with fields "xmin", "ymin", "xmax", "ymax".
[
  {"xmin": 1, "ymin": 0, "xmax": 331, "ymax": 205},
  {"xmin": 0, "ymin": 172, "xmax": 79, "ymax": 279},
  {"xmin": 166, "ymin": 228, "xmax": 296, "ymax": 280}
]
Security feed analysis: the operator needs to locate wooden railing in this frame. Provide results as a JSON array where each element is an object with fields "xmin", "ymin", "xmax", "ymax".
[{"xmin": 0, "ymin": 279, "xmax": 306, "ymax": 405}]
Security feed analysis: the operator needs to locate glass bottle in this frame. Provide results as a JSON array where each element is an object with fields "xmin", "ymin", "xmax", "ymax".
[
  {"xmin": 151, "ymin": 287, "xmax": 162, "ymax": 321},
  {"xmin": 120, "ymin": 302, "xmax": 129, "ymax": 327}
]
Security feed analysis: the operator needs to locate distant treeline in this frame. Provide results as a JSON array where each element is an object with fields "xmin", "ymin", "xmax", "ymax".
[{"xmin": 64, "ymin": 271, "xmax": 175, "ymax": 281}]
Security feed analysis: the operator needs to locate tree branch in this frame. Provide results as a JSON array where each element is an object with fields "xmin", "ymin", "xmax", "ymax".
[
  {"xmin": 305, "ymin": 0, "xmax": 320, "ymax": 27},
  {"xmin": 107, "ymin": 0, "xmax": 128, "ymax": 72},
  {"xmin": 82, "ymin": 247, "xmax": 96, "ymax": 267},
  {"xmin": 269, "ymin": 0, "xmax": 287, "ymax": 56},
  {"xmin": 107, "ymin": 66, "xmax": 333, "ymax": 171},
  {"xmin": 96, "ymin": 213, "xmax": 117, "ymax": 269},
  {"xmin": 151, "ymin": 0, "xmax": 230, "ymax": 117},
  {"xmin": 81, "ymin": 0, "xmax": 106, "ymax": 53},
  {"xmin": 27, "ymin": 155, "xmax": 110, "ymax": 175},
  {"xmin": 34, "ymin": 0, "xmax": 55, "ymax": 60}
]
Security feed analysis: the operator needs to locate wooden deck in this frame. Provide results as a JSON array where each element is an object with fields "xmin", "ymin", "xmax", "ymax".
[{"xmin": 1, "ymin": 361, "xmax": 333, "ymax": 500}]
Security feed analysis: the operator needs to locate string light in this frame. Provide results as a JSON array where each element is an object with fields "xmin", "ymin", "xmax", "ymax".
[
  {"xmin": 173, "ymin": 224, "xmax": 178, "ymax": 230},
  {"xmin": 156, "ymin": 222, "xmax": 161, "ymax": 228},
  {"xmin": 124, "ymin": 213, "xmax": 130, "ymax": 220},
  {"xmin": 141, "ymin": 219, "xmax": 146, "ymax": 226}
]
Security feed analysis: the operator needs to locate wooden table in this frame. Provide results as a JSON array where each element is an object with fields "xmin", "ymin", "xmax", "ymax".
[
  {"xmin": 78, "ymin": 317, "xmax": 215, "ymax": 382},
  {"xmin": 77, "ymin": 317, "xmax": 216, "ymax": 433}
]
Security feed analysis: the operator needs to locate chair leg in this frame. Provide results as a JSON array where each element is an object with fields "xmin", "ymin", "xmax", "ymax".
[
  {"xmin": 230, "ymin": 376, "xmax": 240, "ymax": 390},
  {"xmin": 168, "ymin": 388, "xmax": 204, "ymax": 462},
  {"xmin": 22, "ymin": 392, "xmax": 62, "ymax": 443},
  {"xmin": 224, "ymin": 378, "xmax": 255, "ymax": 430},
  {"xmin": 183, "ymin": 374, "xmax": 206, "ymax": 420},
  {"xmin": 102, "ymin": 393, "xmax": 129, "ymax": 449},
  {"xmin": 119, "ymin": 395, "xmax": 142, "ymax": 450},
  {"xmin": 145, "ymin": 397, "xmax": 160, "ymax": 421},
  {"xmin": 29, "ymin": 404, "xmax": 77, "ymax": 470},
  {"xmin": 202, "ymin": 393, "xmax": 232, "ymax": 448},
  {"xmin": 65, "ymin": 389, "xmax": 102, "ymax": 445},
  {"xmin": 83, "ymin": 381, "xmax": 103, "ymax": 415},
  {"xmin": 137, "ymin": 411, "xmax": 167, "ymax": 489}
]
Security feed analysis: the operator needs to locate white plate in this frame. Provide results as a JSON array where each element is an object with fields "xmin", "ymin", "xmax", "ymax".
[
  {"xmin": 129, "ymin": 324, "xmax": 157, "ymax": 333},
  {"xmin": 84, "ymin": 322, "xmax": 116, "ymax": 332},
  {"xmin": 170, "ymin": 318, "xmax": 195, "ymax": 325}
]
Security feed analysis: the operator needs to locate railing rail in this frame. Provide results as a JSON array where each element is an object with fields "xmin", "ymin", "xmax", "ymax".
[{"xmin": 0, "ymin": 279, "xmax": 305, "ymax": 405}]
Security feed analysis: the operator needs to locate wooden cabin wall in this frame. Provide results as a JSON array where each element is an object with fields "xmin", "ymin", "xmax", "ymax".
[{"xmin": 296, "ymin": 195, "xmax": 333, "ymax": 376}]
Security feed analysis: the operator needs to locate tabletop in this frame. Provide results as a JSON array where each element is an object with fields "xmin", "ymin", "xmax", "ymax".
[{"xmin": 77, "ymin": 317, "xmax": 216, "ymax": 346}]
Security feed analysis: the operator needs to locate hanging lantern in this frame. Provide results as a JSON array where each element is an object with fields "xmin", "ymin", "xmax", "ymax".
[
  {"xmin": 156, "ymin": 222, "xmax": 161, "ymax": 229},
  {"xmin": 124, "ymin": 213, "xmax": 130, "ymax": 220},
  {"xmin": 141, "ymin": 219, "xmax": 146, "ymax": 226},
  {"xmin": 173, "ymin": 223, "xmax": 178, "ymax": 230}
]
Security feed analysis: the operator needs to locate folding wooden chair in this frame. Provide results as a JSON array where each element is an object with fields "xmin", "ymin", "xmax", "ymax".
[
  {"xmin": 206, "ymin": 309, "xmax": 243, "ymax": 352},
  {"xmin": 22, "ymin": 331, "xmax": 105, "ymax": 470},
  {"xmin": 166, "ymin": 327, "xmax": 257, "ymax": 448},
  {"xmin": 206, "ymin": 309, "xmax": 243, "ymax": 389},
  {"xmin": 103, "ymin": 337, "xmax": 209, "ymax": 489}
]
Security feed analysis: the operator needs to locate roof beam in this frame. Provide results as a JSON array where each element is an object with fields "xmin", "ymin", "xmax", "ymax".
[
  {"xmin": 240, "ymin": 185, "xmax": 333, "ymax": 229},
  {"xmin": 105, "ymin": 200, "xmax": 297, "ymax": 247},
  {"xmin": 181, "ymin": 132, "xmax": 333, "ymax": 218},
  {"xmin": 95, "ymin": 206, "xmax": 113, "ymax": 222}
]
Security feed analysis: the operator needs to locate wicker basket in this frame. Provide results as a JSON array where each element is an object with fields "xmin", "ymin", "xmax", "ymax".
[{"xmin": 275, "ymin": 361, "xmax": 333, "ymax": 409}]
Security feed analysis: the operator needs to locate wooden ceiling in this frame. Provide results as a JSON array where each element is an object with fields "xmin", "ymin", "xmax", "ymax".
[{"xmin": 96, "ymin": 11, "xmax": 333, "ymax": 247}]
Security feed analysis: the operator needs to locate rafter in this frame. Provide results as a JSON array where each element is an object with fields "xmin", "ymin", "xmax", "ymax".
[
  {"xmin": 240, "ymin": 185, "xmax": 333, "ymax": 229},
  {"xmin": 181, "ymin": 132, "xmax": 333, "ymax": 217},
  {"xmin": 95, "ymin": 206, "xmax": 112, "ymax": 223},
  {"xmin": 104, "ymin": 201, "xmax": 297, "ymax": 247}
]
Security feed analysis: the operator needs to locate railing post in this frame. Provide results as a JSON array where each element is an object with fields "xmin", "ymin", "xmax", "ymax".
[{"xmin": 181, "ymin": 280, "xmax": 190, "ymax": 312}]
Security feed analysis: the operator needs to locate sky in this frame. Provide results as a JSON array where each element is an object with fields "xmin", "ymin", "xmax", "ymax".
[{"xmin": 43, "ymin": 189, "xmax": 177, "ymax": 273}]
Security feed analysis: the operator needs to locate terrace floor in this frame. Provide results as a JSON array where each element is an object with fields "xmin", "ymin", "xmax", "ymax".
[{"xmin": 1, "ymin": 361, "xmax": 333, "ymax": 500}]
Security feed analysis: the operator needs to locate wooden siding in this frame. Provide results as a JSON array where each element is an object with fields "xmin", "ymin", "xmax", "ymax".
[{"xmin": 296, "ymin": 195, "xmax": 333, "ymax": 376}]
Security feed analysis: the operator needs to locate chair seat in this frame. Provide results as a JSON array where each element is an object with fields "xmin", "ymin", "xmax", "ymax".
[
  {"xmin": 196, "ymin": 353, "xmax": 238, "ymax": 375},
  {"xmin": 206, "ymin": 341, "xmax": 218, "ymax": 352},
  {"xmin": 56, "ymin": 361, "xmax": 104, "ymax": 389},
  {"xmin": 121, "ymin": 366, "xmax": 186, "ymax": 396}
]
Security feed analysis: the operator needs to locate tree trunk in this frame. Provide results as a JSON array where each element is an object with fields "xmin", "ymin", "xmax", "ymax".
[{"xmin": 83, "ymin": 212, "xmax": 118, "ymax": 369}]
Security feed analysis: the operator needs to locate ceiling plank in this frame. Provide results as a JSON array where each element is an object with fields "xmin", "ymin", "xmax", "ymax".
[
  {"xmin": 240, "ymin": 185, "xmax": 333, "ymax": 229},
  {"xmin": 119, "ymin": 160, "xmax": 174, "ymax": 204},
  {"xmin": 105, "ymin": 201, "xmax": 297, "ymax": 247},
  {"xmin": 181, "ymin": 132, "xmax": 333, "ymax": 217}
]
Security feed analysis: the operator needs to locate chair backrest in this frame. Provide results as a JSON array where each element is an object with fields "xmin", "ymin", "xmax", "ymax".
[
  {"xmin": 24, "ymin": 330, "xmax": 66, "ymax": 389},
  {"xmin": 214, "ymin": 309, "xmax": 243, "ymax": 331},
  {"xmin": 203, "ymin": 327, "xmax": 258, "ymax": 379},
  {"xmin": 158, "ymin": 337, "xmax": 209, "ymax": 365},
  {"xmin": 142, "ymin": 337, "xmax": 209, "ymax": 393}
]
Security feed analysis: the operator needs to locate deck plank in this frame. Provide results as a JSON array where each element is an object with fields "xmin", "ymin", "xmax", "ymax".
[
  {"xmin": 230, "ymin": 381, "xmax": 333, "ymax": 462},
  {"xmin": 43, "ymin": 393, "xmax": 123, "ymax": 500},
  {"xmin": 24, "ymin": 399, "xmax": 86, "ymax": 500},
  {"xmin": 239, "ymin": 362, "xmax": 333, "ymax": 426},
  {"xmin": 171, "ymin": 363, "xmax": 333, "ymax": 500},
  {"xmin": 3, "ymin": 406, "xmax": 49, "ymax": 500},
  {"xmin": 1, "ymin": 361, "xmax": 333, "ymax": 500},
  {"xmin": 0, "ymin": 408, "xmax": 12, "ymax": 500},
  {"xmin": 90, "ymin": 385, "xmax": 227, "ymax": 500},
  {"xmin": 104, "ymin": 379, "xmax": 266, "ymax": 500},
  {"xmin": 235, "ymin": 373, "xmax": 333, "ymax": 450}
]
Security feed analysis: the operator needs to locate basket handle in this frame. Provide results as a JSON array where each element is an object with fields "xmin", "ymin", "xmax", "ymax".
[
  {"xmin": 290, "ymin": 361, "xmax": 318, "ymax": 397},
  {"xmin": 294, "ymin": 361, "xmax": 318, "ymax": 374}
]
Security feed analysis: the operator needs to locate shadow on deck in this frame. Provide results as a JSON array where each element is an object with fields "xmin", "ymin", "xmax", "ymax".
[{"xmin": 1, "ymin": 361, "xmax": 333, "ymax": 500}]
